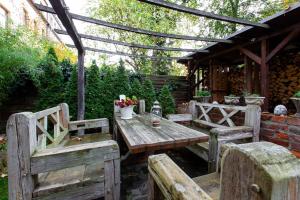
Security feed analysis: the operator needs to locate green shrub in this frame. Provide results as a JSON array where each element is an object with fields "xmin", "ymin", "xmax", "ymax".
[
  {"xmin": 65, "ymin": 65, "xmax": 77, "ymax": 119},
  {"xmin": 130, "ymin": 79, "xmax": 144, "ymax": 99},
  {"xmin": 85, "ymin": 61, "xmax": 103, "ymax": 119},
  {"xmin": 113, "ymin": 60, "xmax": 131, "ymax": 99},
  {"xmin": 196, "ymin": 90, "xmax": 211, "ymax": 97},
  {"xmin": 0, "ymin": 177, "xmax": 8, "ymax": 200},
  {"xmin": 294, "ymin": 91, "xmax": 300, "ymax": 98},
  {"xmin": 158, "ymin": 85, "xmax": 175, "ymax": 116},
  {"xmin": 36, "ymin": 48, "xmax": 65, "ymax": 109},
  {"xmin": 142, "ymin": 79, "xmax": 156, "ymax": 112}
]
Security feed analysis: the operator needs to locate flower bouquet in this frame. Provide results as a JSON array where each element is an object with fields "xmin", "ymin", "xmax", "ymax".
[{"xmin": 115, "ymin": 96, "xmax": 138, "ymax": 119}]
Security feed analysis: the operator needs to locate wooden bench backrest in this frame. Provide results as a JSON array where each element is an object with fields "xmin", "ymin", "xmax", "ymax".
[
  {"xmin": 34, "ymin": 103, "xmax": 70, "ymax": 150},
  {"xmin": 220, "ymin": 142, "xmax": 300, "ymax": 199}
]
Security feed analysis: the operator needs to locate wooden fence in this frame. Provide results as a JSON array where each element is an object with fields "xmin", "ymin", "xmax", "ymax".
[{"xmin": 144, "ymin": 75, "xmax": 191, "ymax": 105}]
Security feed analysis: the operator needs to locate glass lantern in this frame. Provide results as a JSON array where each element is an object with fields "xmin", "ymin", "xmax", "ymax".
[{"xmin": 150, "ymin": 101, "xmax": 162, "ymax": 127}]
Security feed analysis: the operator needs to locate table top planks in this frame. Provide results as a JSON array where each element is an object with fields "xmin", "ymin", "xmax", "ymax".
[{"xmin": 114, "ymin": 114, "xmax": 209, "ymax": 153}]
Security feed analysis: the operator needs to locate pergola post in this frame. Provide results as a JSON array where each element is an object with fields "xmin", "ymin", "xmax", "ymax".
[
  {"xmin": 261, "ymin": 39, "xmax": 269, "ymax": 111},
  {"xmin": 77, "ymin": 50, "xmax": 85, "ymax": 122},
  {"xmin": 244, "ymin": 56, "xmax": 252, "ymax": 93}
]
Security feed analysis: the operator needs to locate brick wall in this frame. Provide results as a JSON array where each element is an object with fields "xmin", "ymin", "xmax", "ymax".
[{"xmin": 260, "ymin": 113, "xmax": 300, "ymax": 158}]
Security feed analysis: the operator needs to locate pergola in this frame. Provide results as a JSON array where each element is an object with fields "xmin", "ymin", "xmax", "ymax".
[{"xmin": 34, "ymin": 0, "xmax": 269, "ymax": 121}]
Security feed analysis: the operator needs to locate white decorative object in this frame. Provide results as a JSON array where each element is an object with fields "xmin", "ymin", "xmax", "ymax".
[
  {"xmin": 120, "ymin": 106, "xmax": 134, "ymax": 119},
  {"xmin": 224, "ymin": 96, "xmax": 240, "ymax": 104},
  {"xmin": 193, "ymin": 96, "xmax": 211, "ymax": 103},
  {"xmin": 245, "ymin": 96, "xmax": 265, "ymax": 106},
  {"xmin": 119, "ymin": 94, "xmax": 126, "ymax": 100},
  {"xmin": 274, "ymin": 105, "xmax": 287, "ymax": 116}
]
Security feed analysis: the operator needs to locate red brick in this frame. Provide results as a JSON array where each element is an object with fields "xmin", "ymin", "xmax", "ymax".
[
  {"xmin": 287, "ymin": 117, "xmax": 300, "ymax": 126},
  {"xmin": 289, "ymin": 134, "xmax": 300, "ymax": 151},
  {"xmin": 260, "ymin": 128, "xmax": 274, "ymax": 137},
  {"xmin": 261, "ymin": 121, "xmax": 288, "ymax": 131},
  {"xmin": 261, "ymin": 135, "xmax": 289, "ymax": 147},
  {"xmin": 271, "ymin": 115, "xmax": 287, "ymax": 123},
  {"xmin": 261, "ymin": 112, "xmax": 273, "ymax": 121},
  {"xmin": 276, "ymin": 131, "xmax": 289, "ymax": 140},
  {"xmin": 291, "ymin": 150, "xmax": 300, "ymax": 159}
]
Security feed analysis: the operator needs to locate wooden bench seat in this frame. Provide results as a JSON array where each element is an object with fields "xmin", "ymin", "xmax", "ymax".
[
  {"xmin": 148, "ymin": 142, "xmax": 300, "ymax": 200},
  {"xmin": 7, "ymin": 103, "xmax": 120, "ymax": 200},
  {"xmin": 167, "ymin": 101, "xmax": 261, "ymax": 172}
]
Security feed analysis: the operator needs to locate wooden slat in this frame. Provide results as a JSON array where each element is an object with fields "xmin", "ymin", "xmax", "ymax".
[
  {"xmin": 193, "ymin": 119, "xmax": 227, "ymax": 129},
  {"xmin": 31, "ymin": 140, "xmax": 119, "ymax": 174},
  {"xmin": 36, "ymin": 121, "xmax": 54, "ymax": 142},
  {"xmin": 56, "ymin": 29, "xmax": 208, "ymax": 52},
  {"xmin": 35, "ymin": 106, "xmax": 61, "ymax": 120},
  {"xmin": 138, "ymin": 0, "xmax": 269, "ymax": 28},
  {"xmin": 68, "ymin": 118, "xmax": 109, "ymax": 131},
  {"xmin": 34, "ymin": 3, "xmax": 231, "ymax": 43},
  {"xmin": 67, "ymin": 44, "xmax": 192, "ymax": 60},
  {"xmin": 148, "ymin": 154, "xmax": 212, "ymax": 200},
  {"xmin": 167, "ymin": 114, "xmax": 193, "ymax": 122},
  {"xmin": 196, "ymin": 103, "xmax": 247, "ymax": 111}
]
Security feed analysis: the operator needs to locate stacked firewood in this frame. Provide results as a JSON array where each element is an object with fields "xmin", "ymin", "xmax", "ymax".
[
  {"xmin": 227, "ymin": 67, "xmax": 244, "ymax": 95},
  {"xmin": 269, "ymin": 52, "xmax": 300, "ymax": 104}
]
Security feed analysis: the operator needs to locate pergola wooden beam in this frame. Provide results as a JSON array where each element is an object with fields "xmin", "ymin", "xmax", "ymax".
[
  {"xmin": 35, "ymin": 3, "xmax": 232, "ymax": 43},
  {"xmin": 48, "ymin": 0, "xmax": 85, "ymax": 126},
  {"xmin": 66, "ymin": 44, "xmax": 191, "ymax": 60},
  {"xmin": 138, "ymin": 0, "xmax": 269, "ymax": 29},
  {"xmin": 55, "ymin": 29, "xmax": 209, "ymax": 52}
]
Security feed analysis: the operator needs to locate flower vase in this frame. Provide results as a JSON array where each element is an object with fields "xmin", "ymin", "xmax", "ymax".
[{"xmin": 120, "ymin": 106, "xmax": 134, "ymax": 119}]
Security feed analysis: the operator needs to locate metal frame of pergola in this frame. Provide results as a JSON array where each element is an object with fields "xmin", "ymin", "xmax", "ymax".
[{"xmin": 35, "ymin": 0, "xmax": 269, "ymax": 121}]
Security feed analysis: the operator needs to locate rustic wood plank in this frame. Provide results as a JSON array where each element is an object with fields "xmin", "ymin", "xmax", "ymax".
[
  {"xmin": 192, "ymin": 172, "xmax": 220, "ymax": 200},
  {"xmin": 35, "ymin": 106, "xmax": 61, "ymax": 120},
  {"xmin": 69, "ymin": 118, "xmax": 109, "ymax": 131},
  {"xmin": 167, "ymin": 114, "xmax": 193, "ymax": 122},
  {"xmin": 244, "ymin": 105, "xmax": 261, "ymax": 142},
  {"xmin": 148, "ymin": 154, "xmax": 212, "ymax": 200},
  {"xmin": 31, "ymin": 140, "xmax": 119, "ymax": 174},
  {"xmin": 7, "ymin": 112, "xmax": 37, "ymax": 200},
  {"xmin": 220, "ymin": 142, "xmax": 300, "ymax": 199}
]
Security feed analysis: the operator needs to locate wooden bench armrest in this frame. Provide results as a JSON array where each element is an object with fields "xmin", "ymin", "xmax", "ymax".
[
  {"xmin": 69, "ymin": 118, "xmax": 109, "ymax": 131},
  {"xmin": 210, "ymin": 126, "xmax": 253, "ymax": 136},
  {"xmin": 166, "ymin": 114, "xmax": 193, "ymax": 122},
  {"xmin": 31, "ymin": 140, "xmax": 119, "ymax": 174},
  {"xmin": 148, "ymin": 154, "xmax": 212, "ymax": 200}
]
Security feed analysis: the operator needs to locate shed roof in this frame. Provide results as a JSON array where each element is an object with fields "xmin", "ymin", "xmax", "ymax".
[{"xmin": 178, "ymin": 2, "xmax": 300, "ymax": 65}]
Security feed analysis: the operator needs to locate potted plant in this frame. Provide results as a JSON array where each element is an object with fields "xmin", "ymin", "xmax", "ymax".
[
  {"xmin": 244, "ymin": 92, "xmax": 265, "ymax": 106},
  {"xmin": 224, "ymin": 94, "xmax": 240, "ymax": 105},
  {"xmin": 290, "ymin": 91, "xmax": 300, "ymax": 117},
  {"xmin": 194, "ymin": 90, "xmax": 211, "ymax": 103},
  {"xmin": 115, "ymin": 96, "xmax": 138, "ymax": 119}
]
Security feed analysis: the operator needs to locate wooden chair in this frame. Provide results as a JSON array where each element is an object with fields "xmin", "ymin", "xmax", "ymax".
[
  {"xmin": 167, "ymin": 100, "xmax": 261, "ymax": 172},
  {"xmin": 148, "ymin": 142, "xmax": 300, "ymax": 200},
  {"xmin": 7, "ymin": 103, "xmax": 120, "ymax": 200}
]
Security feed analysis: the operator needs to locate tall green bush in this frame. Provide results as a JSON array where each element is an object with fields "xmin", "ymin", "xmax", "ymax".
[
  {"xmin": 113, "ymin": 60, "xmax": 131, "ymax": 98},
  {"xmin": 158, "ymin": 85, "xmax": 175, "ymax": 116},
  {"xmin": 130, "ymin": 79, "xmax": 144, "ymax": 99},
  {"xmin": 65, "ymin": 65, "xmax": 77, "ymax": 119},
  {"xmin": 85, "ymin": 61, "xmax": 103, "ymax": 119},
  {"xmin": 142, "ymin": 79, "xmax": 156, "ymax": 112},
  {"xmin": 37, "ymin": 48, "xmax": 65, "ymax": 109}
]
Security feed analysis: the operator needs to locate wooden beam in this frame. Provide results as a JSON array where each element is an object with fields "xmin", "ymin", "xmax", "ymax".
[
  {"xmin": 239, "ymin": 48, "xmax": 261, "ymax": 65},
  {"xmin": 35, "ymin": 3, "xmax": 232, "ymax": 43},
  {"xmin": 244, "ymin": 56, "xmax": 252, "ymax": 93},
  {"xmin": 77, "ymin": 51, "xmax": 85, "ymax": 126},
  {"xmin": 48, "ymin": 0, "xmax": 83, "ymax": 53},
  {"xmin": 138, "ymin": 0, "xmax": 269, "ymax": 29},
  {"xmin": 55, "ymin": 29, "xmax": 209, "ymax": 53},
  {"xmin": 266, "ymin": 30, "xmax": 300, "ymax": 62},
  {"xmin": 186, "ymin": 22, "xmax": 300, "ymax": 76},
  {"xmin": 66, "ymin": 44, "xmax": 191, "ymax": 60},
  {"xmin": 261, "ymin": 39, "xmax": 269, "ymax": 111}
]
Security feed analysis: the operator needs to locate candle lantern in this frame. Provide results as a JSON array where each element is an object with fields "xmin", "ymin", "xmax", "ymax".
[{"xmin": 150, "ymin": 101, "xmax": 162, "ymax": 127}]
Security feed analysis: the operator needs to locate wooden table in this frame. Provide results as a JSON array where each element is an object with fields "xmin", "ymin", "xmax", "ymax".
[{"xmin": 113, "ymin": 113, "xmax": 209, "ymax": 154}]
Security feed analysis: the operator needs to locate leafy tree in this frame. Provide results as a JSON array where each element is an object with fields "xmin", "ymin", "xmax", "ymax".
[
  {"xmin": 37, "ymin": 48, "xmax": 65, "ymax": 109},
  {"xmin": 142, "ymin": 79, "xmax": 156, "ymax": 112},
  {"xmin": 65, "ymin": 65, "xmax": 78, "ymax": 119},
  {"xmin": 85, "ymin": 60, "xmax": 103, "ymax": 119},
  {"xmin": 158, "ymin": 85, "xmax": 175, "ymax": 116}
]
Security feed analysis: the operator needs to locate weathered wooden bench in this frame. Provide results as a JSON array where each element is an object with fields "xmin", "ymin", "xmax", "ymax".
[
  {"xmin": 148, "ymin": 142, "xmax": 300, "ymax": 200},
  {"xmin": 7, "ymin": 103, "xmax": 120, "ymax": 200},
  {"xmin": 167, "ymin": 101, "xmax": 261, "ymax": 172}
]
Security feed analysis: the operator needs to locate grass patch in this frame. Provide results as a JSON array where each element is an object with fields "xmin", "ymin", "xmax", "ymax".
[{"xmin": 0, "ymin": 177, "xmax": 8, "ymax": 200}]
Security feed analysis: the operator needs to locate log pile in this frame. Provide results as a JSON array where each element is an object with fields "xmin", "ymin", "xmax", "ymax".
[{"xmin": 269, "ymin": 51, "xmax": 300, "ymax": 104}]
